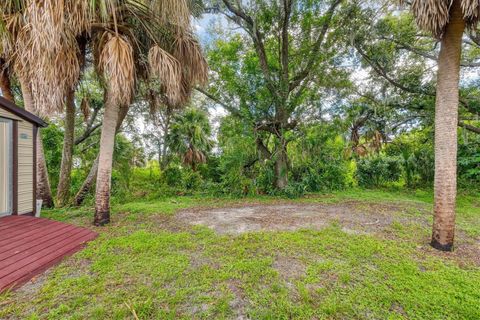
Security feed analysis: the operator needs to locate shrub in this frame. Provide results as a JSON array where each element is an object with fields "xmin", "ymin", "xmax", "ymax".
[
  {"xmin": 256, "ymin": 162, "xmax": 276, "ymax": 195},
  {"xmin": 163, "ymin": 165, "xmax": 183, "ymax": 187},
  {"xmin": 183, "ymin": 170, "xmax": 203, "ymax": 190},
  {"xmin": 385, "ymin": 130, "xmax": 434, "ymax": 188},
  {"xmin": 356, "ymin": 155, "xmax": 402, "ymax": 188},
  {"xmin": 304, "ymin": 162, "xmax": 349, "ymax": 192},
  {"xmin": 458, "ymin": 140, "xmax": 480, "ymax": 187},
  {"xmin": 282, "ymin": 182, "xmax": 306, "ymax": 199}
]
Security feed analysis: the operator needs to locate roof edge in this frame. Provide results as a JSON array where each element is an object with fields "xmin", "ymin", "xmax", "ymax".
[{"xmin": 0, "ymin": 96, "xmax": 48, "ymax": 127}]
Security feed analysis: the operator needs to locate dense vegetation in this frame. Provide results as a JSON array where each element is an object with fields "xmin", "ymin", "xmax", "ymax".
[
  {"xmin": 41, "ymin": 116, "xmax": 479, "ymax": 202},
  {"xmin": 1, "ymin": 1, "xmax": 480, "ymax": 318},
  {"xmin": 33, "ymin": 1, "xmax": 480, "ymax": 204}
]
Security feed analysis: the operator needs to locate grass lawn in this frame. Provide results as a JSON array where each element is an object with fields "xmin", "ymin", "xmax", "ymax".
[{"xmin": 1, "ymin": 189, "xmax": 479, "ymax": 319}]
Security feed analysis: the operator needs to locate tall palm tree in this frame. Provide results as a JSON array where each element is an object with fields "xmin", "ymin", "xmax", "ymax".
[
  {"xmin": 0, "ymin": 0, "xmax": 83, "ymax": 208},
  {"xmin": 407, "ymin": 0, "xmax": 480, "ymax": 251},
  {"xmin": 90, "ymin": 0, "xmax": 208, "ymax": 225},
  {"xmin": 1, "ymin": 0, "xmax": 207, "ymax": 223},
  {"xmin": 167, "ymin": 108, "xmax": 213, "ymax": 171}
]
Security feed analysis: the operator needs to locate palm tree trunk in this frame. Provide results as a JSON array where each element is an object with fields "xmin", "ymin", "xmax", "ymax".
[
  {"xmin": 0, "ymin": 60, "xmax": 14, "ymax": 102},
  {"xmin": 74, "ymin": 156, "xmax": 99, "ymax": 206},
  {"xmin": 94, "ymin": 95, "xmax": 119, "ymax": 225},
  {"xmin": 74, "ymin": 104, "xmax": 128, "ymax": 207},
  {"xmin": 36, "ymin": 136, "xmax": 55, "ymax": 208},
  {"xmin": 19, "ymin": 77, "xmax": 54, "ymax": 208},
  {"xmin": 431, "ymin": 0, "xmax": 465, "ymax": 252},
  {"xmin": 56, "ymin": 89, "xmax": 76, "ymax": 207}
]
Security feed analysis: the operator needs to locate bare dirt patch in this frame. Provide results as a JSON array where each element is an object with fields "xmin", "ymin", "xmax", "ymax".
[
  {"xmin": 176, "ymin": 201, "xmax": 430, "ymax": 235},
  {"xmin": 177, "ymin": 200, "xmax": 480, "ymax": 267}
]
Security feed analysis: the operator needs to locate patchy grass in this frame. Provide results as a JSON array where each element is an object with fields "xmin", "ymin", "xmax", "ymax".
[{"xmin": 1, "ymin": 189, "xmax": 479, "ymax": 319}]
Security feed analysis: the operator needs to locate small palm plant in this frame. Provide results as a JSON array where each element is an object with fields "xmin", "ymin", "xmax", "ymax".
[{"xmin": 167, "ymin": 108, "xmax": 213, "ymax": 171}]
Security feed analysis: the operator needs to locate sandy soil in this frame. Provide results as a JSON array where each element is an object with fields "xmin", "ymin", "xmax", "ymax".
[
  {"xmin": 176, "ymin": 200, "xmax": 479, "ymax": 267},
  {"xmin": 176, "ymin": 201, "xmax": 430, "ymax": 235}
]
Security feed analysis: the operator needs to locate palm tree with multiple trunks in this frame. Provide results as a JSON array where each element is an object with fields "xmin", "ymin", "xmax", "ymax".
[
  {"xmin": 0, "ymin": 0, "xmax": 207, "ymax": 225},
  {"xmin": 90, "ymin": 0, "xmax": 208, "ymax": 226},
  {"xmin": 406, "ymin": 0, "xmax": 480, "ymax": 251}
]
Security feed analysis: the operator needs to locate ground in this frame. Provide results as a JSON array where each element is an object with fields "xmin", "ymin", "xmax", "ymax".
[{"xmin": 1, "ymin": 189, "xmax": 479, "ymax": 319}]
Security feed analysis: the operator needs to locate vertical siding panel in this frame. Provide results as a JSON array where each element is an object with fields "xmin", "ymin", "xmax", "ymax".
[
  {"xmin": 33, "ymin": 126, "xmax": 37, "ymax": 215},
  {"xmin": 17, "ymin": 122, "xmax": 33, "ymax": 214},
  {"xmin": 12, "ymin": 120, "xmax": 18, "ymax": 215}
]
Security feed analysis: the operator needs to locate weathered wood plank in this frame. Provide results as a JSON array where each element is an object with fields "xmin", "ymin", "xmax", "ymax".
[{"xmin": 0, "ymin": 216, "xmax": 97, "ymax": 292}]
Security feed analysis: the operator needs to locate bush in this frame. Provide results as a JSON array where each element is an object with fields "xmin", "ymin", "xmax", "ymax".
[
  {"xmin": 295, "ymin": 161, "xmax": 349, "ymax": 193},
  {"xmin": 256, "ymin": 162, "xmax": 276, "ymax": 195},
  {"xmin": 385, "ymin": 130, "xmax": 434, "ymax": 188},
  {"xmin": 220, "ymin": 169, "xmax": 255, "ymax": 196},
  {"xmin": 282, "ymin": 182, "xmax": 306, "ymax": 199},
  {"xmin": 458, "ymin": 140, "xmax": 480, "ymax": 187},
  {"xmin": 183, "ymin": 170, "xmax": 203, "ymax": 190},
  {"xmin": 356, "ymin": 155, "xmax": 402, "ymax": 188},
  {"xmin": 163, "ymin": 165, "xmax": 183, "ymax": 187}
]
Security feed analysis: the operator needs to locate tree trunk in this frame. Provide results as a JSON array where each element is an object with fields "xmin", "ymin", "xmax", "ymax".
[
  {"xmin": 19, "ymin": 77, "xmax": 54, "ymax": 208},
  {"xmin": 74, "ymin": 156, "xmax": 99, "ymax": 206},
  {"xmin": 36, "ymin": 136, "xmax": 55, "ymax": 208},
  {"xmin": 74, "ymin": 104, "xmax": 128, "ymax": 207},
  {"xmin": 158, "ymin": 142, "xmax": 163, "ymax": 169},
  {"xmin": 94, "ymin": 95, "xmax": 119, "ymax": 226},
  {"xmin": 274, "ymin": 140, "xmax": 289, "ymax": 189},
  {"xmin": 56, "ymin": 89, "xmax": 76, "ymax": 207},
  {"xmin": 160, "ymin": 139, "xmax": 169, "ymax": 170},
  {"xmin": 0, "ymin": 61, "xmax": 15, "ymax": 102},
  {"xmin": 431, "ymin": 0, "xmax": 465, "ymax": 252}
]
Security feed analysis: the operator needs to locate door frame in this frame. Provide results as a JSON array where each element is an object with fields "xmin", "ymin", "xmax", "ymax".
[{"xmin": 0, "ymin": 117, "xmax": 13, "ymax": 217}]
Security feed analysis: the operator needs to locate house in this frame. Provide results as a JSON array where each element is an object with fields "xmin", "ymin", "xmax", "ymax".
[
  {"xmin": 0, "ymin": 97, "xmax": 99, "ymax": 293},
  {"xmin": 0, "ymin": 96, "xmax": 47, "ymax": 217}
]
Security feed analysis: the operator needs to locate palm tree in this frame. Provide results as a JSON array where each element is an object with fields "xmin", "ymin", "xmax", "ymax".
[
  {"xmin": 0, "ymin": 58, "xmax": 14, "ymax": 102},
  {"xmin": 407, "ymin": 0, "xmax": 480, "ymax": 251},
  {"xmin": 1, "ymin": 1, "xmax": 207, "ymax": 223},
  {"xmin": 167, "ymin": 108, "xmax": 213, "ymax": 171},
  {"xmin": 90, "ymin": 0, "xmax": 208, "ymax": 225}
]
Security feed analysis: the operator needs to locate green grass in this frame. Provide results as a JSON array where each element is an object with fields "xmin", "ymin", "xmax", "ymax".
[{"xmin": 1, "ymin": 189, "xmax": 479, "ymax": 319}]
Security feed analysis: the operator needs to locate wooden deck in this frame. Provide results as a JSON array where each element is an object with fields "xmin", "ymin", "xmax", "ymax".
[{"xmin": 0, "ymin": 215, "xmax": 97, "ymax": 292}]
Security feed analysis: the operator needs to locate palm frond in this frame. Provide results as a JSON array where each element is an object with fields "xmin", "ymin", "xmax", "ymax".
[
  {"xmin": 80, "ymin": 96, "xmax": 91, "ymax": 122},
  {"xmin": 149, "ymin": 0, "xmax": 191, "ymax": 30},
  {"xmin": 66, "ymin": 0, "xmax": 91, "ymax": 35},
  {"xmin": 173, "ymin": 32, "xmax": 208, "ymax": 86},
  {"xmin": 461, "ymin": 0, "xmax": 480, "ymax": 29},
  {"xmin": 99, "ymin": 33, "xmax": 135, "ymax": 105},
  {"xmin": 148, "ymin": 45, "xmax": 182, "ymax": 105},
  {"xmin": 410, "ymin": 0, "xmax": 451, "ymax": 38},
  {"xmin": 15, "ymin": 22, "xmax": 81, "ymax": 116}
]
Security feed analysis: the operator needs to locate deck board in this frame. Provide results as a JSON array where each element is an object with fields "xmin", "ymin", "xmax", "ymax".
[{"xmin": 0, "ymin": 216, "xmax": 97, "ymax": 292}]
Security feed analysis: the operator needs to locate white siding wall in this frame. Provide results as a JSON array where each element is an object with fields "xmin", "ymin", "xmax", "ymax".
[
  {"xmin": 0, "ymin": 120, "xmax": 12, "ymax": 215},
  {"xmin": 18, "ymin": 121, "xmax": 34, "ymax": 214},
  {"xmin": 0, "ymin": 108, "xmax": 21, "ymax": 121}
]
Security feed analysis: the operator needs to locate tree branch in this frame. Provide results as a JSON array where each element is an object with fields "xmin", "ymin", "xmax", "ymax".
[
  {"xmin": 75, "ymin": 106, "xmax": 102, "ymax": 145},
  {"xmin": 75, "ymin": 123, "xmax": 101, "ymax": 145},
  {"xmin": 256, "ymin": 137, "xmax": 272, "ymax": 160},
  {"xmin": 281, "ymin": 0, "xmax": 292, "ymax": 88},
  {"xmin": 381, "ymin": 36, "xmax": 480, "ymax": 68},
  {"xmin": 195, "ymin": 87, "xmax": 241, "ymax": 117},
  {"xmin": 222, "ymin": 0, "xmax": 278, "ymax": 96},
  {"xmin": 355, "ymin": 43, "xmax": 433, "ymax": 96},
  {"xmin": 459, "ymin": 121, "xmax": 480, "ymax": 134},
  {"xmin": 289, "ymin": 0, "xmax": 343, "ymax": 92}
]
